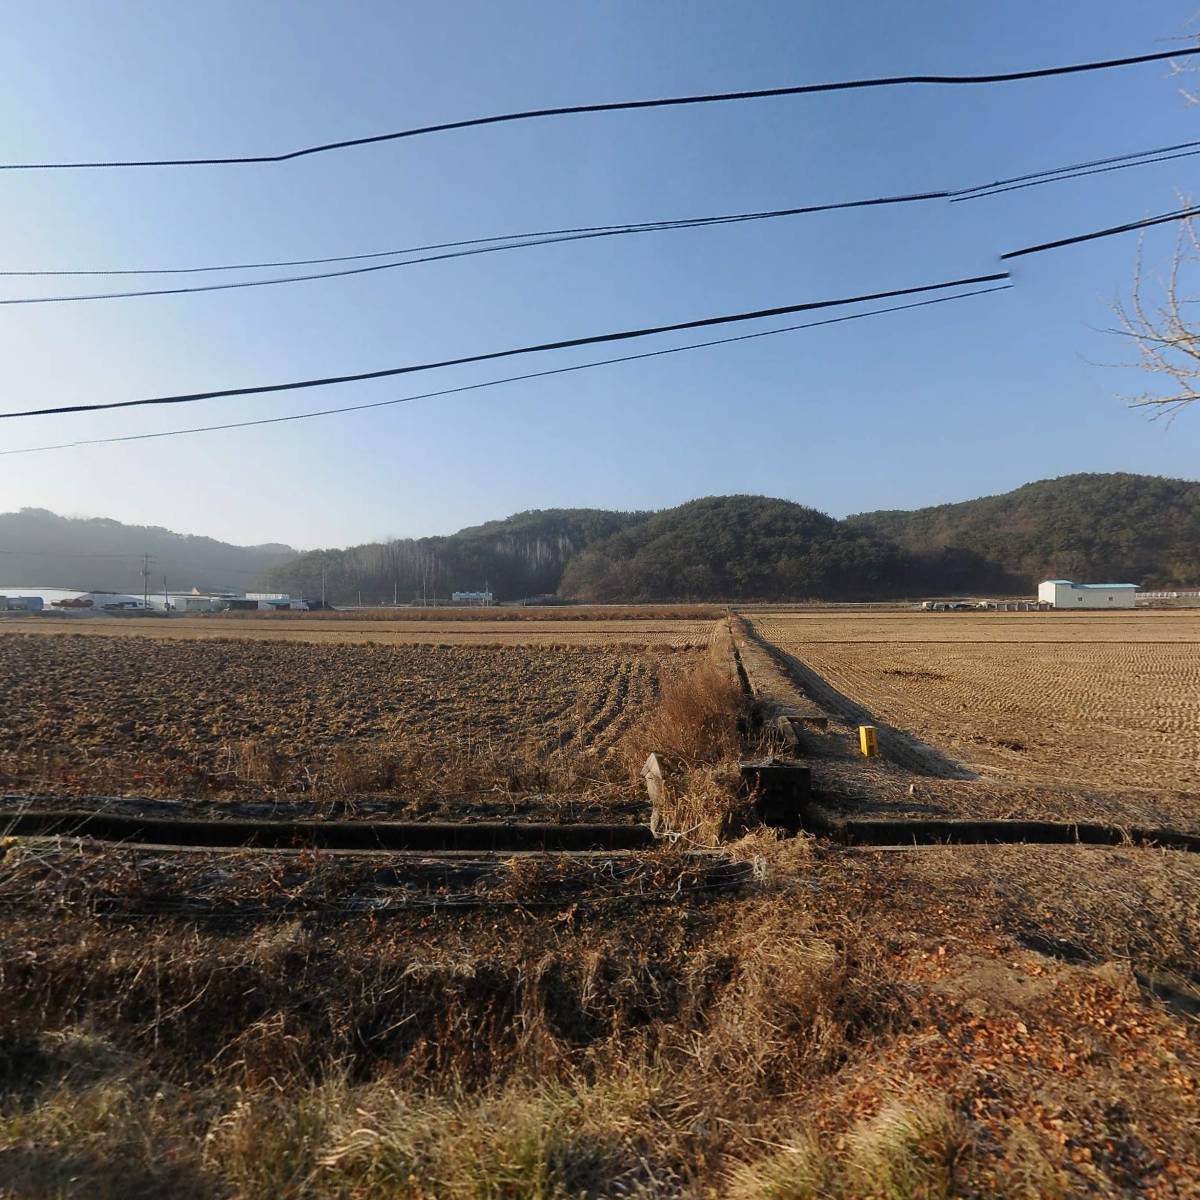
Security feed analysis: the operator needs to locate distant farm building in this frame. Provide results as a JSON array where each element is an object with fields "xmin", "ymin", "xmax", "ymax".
[
  {"xmin": 0, "ymin": 595, "xmax": 44, "ymax": 612},
  {"xmin": 0, "ymin": 586, "xmax": 145, "ymax": 611},
  {"xmin": 236, "ymin": 592, "xmax": 309, "ymax": 612},
  {"xmin": 144, "ymin": 590, "xmax": 229, "ymax": 614},
  {"xmin": 0, "ymin": 586, "xmax": 310, "ymax": 614},
  {"xmin": 452, "ymin": 591, "xmax": 494, "ymax": 606},
  {"xmin": 1037, "ymin": 580, "xmax": 1137, "ymax": 609}
]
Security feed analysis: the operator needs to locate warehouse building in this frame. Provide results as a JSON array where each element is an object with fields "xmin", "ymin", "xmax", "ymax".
[
  {"xmin": 0, "ymin": 586, "xmax": 145, "ymax": 611},
  {"xmin": 0, "ymin": 586, "xmax": 309, "ymax": 614},
  {"xmin": 1036, "ymin": 580, "xmax": 1138, "ymax": 609},
  {"xmin": 0, "ymin": 595, "xmax": 44, "ymax": 612}
]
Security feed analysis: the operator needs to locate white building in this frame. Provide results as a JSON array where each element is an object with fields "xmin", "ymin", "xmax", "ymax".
[{"xmin": 1037, "ymin": 580, "xmax": 1138, "ymax": 609}]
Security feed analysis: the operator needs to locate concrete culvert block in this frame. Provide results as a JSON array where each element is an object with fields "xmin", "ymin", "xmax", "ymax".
[{"xmin": 739, "ymin": 758, "xmax": 811, "ymax": 835}]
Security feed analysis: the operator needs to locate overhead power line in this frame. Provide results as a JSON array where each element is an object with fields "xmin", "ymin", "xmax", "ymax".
[
  {"xmin": 951, "ymin": 136, "xmax": 1200, "ymax": 201},
  {"xmin": 0, "ymin": 196, "xmax": 944, "ymax": 279},
  {"xmin": 0, "ymin": 135, "xmax": 1196, "ymax": 306},
  {"xmin": 0, "ymin": 194, "xmax": 943, "ymax": 306},
  {"xmin": 0, "ymin": 273, "xmax": 1008, "ymax": 421},
  {"xmin": 1002, "ymin": 204, "xmax": 1200, "ymax": 258},
  {"xmin": 2, "ymin": 46, "xmax": 1195, "ymax": 170},
  {"xmin": 0, "ymin": 285, "xmax": 1011, "ymax": 456}
]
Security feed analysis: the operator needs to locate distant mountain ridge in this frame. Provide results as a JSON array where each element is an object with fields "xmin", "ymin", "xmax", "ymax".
[
  {"xmin": 0, "ymin": 508, "xmax": 295, "ymax": 595},
  {"xmin": 7, "ymin": 474, "xmax": 1196, "ymax": 604},
  {"xmin": 847, "ymin": 473, "xmax": 1200, "ymax": 590}
]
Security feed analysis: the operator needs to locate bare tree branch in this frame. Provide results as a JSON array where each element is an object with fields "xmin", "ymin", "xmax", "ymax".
[{"xmin": 1113, "ymin": 208, "xmax": 1200, "ymax": 413}]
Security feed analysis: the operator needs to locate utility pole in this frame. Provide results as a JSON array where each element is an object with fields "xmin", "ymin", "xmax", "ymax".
[
  {"xmin": 140, "ymin": 553, "xmax": 155, "ymax": 611},
  {"xmin": 320, "ymin": 565, "xmax": 326, "ymax": 609},
  {"xmin": 162, "ymin": 575, "xmax": 169, "ymax": 615}
]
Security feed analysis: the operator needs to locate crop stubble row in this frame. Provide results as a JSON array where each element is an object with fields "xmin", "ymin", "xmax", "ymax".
[
  {"xmin": 0, "ymin": 615, "xmax": 711, "ymax": 647},
  {"xmin": 0, "ymin": 632, "xmax": 694, "ymax": 800},
  {"xmin": 750, "ymin": 612, "xmax": 1200, "ymax": 791}
]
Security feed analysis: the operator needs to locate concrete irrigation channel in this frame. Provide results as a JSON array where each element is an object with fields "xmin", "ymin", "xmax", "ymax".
[{"xmin": 0, "ymin": 808, "xmax": 657, "ymax": 852}]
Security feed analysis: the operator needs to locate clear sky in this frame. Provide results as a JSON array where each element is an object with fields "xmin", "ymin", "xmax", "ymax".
[{"xmin": 1, "ymin": 1, "xmax": 1198, "ymax": 550}]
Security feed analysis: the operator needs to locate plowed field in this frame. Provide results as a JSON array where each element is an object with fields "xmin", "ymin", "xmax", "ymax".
[
  {"xmin": 0, "ymin": 633, "xmax": 695, "ymax": 808},
  {"xmin": 749, "ymin": 611, "xmax": 1200, "ymax": 791},
  {"xmin": 0, "ymin": 614, "xmax": 710, "ymax": 646}
]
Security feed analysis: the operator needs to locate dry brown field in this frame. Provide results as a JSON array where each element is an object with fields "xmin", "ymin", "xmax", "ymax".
[
  {"xmin": 748, "ymin": 610, "xmax": 1200, "ymax": 792},
  {"xmin": 0, "ymin": 632, "xmax": 697, "ymax": 815},
  {"xmin": 0, "ymin": 613, "xmax": 711, "ymax": 646},
  {"xmin": 3, "ymin": 618, "xmax": 1200, "ymax": 1196},
  {"xmin": 222, "ymin": 603, "xmax": 723, "ymax": 622}
]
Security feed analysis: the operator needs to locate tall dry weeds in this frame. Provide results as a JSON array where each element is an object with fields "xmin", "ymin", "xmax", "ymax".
[
  {"xmin": 618, "ymin": 657, "xmax": 751, "ymax": 843},
  {"xmin": 619, "ymin": 659, "xmax": 746, "ymax": 772}
]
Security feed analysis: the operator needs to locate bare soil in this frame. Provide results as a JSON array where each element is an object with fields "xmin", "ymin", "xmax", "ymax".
[
  {"xmin": 0, "ymin": 614, "xmax": 713, "ymax": 646},
  {"xmin": 0, "ymin": 633, "xmax": 698, "ymax": 818}
]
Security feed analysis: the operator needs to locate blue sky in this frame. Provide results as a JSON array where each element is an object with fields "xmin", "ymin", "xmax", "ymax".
[{"xmin": 1, "ymin": 1, "xmax": 1198, "ymax": 550}]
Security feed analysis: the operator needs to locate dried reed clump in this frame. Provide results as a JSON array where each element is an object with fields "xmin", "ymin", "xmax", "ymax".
[
  {"xmin": 312, "ymin": 1076, "xmax": 658, "ymax": 1200},
  {"xmin": 620, "ymin": 659, "xmax": 747, "ymax": 772},
  {"xmin": 225, "ymin": 738, "xmax": 287, "ymax": 786},
  {"xmin": 726, "ymin": 1098, "xmax": 975, "ymax": 1200},
  {"xmin": 654, "ymin": 762, "xmax": 750, "ymax": 846},
  {"xmin": 692, "ymin": 914, "xmax": 910, "ymax": 1096},
  {"xmin": 619, "ymin": 658, "xmax": 751, "ymax": 844}
]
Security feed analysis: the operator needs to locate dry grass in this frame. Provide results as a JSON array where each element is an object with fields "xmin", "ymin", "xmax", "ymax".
[
  {"xmin": 3, "ymin": 620, "xmax": 1200, "ymax": 1196},
  {"xmin": 616, "ymin": 656, "xmax": 753, "ymax": 843},
  {"xmin": 618, "ymin": 659, "xmax": 745, "ymax": 768},
  {"xmin": 727, "ymin": 1099, "xmax": 976, "ymax": 1200},
  {"xmin": 748, "ymin": 610, "xmax": 1200, "ymax": 791},
  {"xmin": 0, "ymin": 896, "xmax": 912, "ymax": 1200},
  {"xmin": 2, "ymin": 843, "xmax": 1200, "ymax": 1197},
  {"xmin": 222, "ymin": 604, "xmax": 724, "ymax": 622}
]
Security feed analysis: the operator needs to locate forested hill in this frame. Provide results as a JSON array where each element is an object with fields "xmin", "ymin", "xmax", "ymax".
[
  {"xmin": 848, "ymin": 473, "xmax": 1200, "ymax": 590},
  {"xmin": 11, "ymin": 474, "xmax": 1196, "ymax": 604},
  {"xmin": 258, "ymin": 508, "xmax": 648, "ymax": 604},
  {"xmin": 0, "ymin": 508, "xmax": 295, "ymax": 594},
  {"xmin": 559, "ymin": 496, "xmax": 920, "ymax": 602}
]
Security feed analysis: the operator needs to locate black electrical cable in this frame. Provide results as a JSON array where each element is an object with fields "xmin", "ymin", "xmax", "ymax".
[
  {"xmin": 1, "ymin": 132, "xmax": 1196, "ymax": 304},
  {"xmin": 0, "ymin": 195, "xmax": 944, "ymax": 278},
  {"xmin": 0, "ymin": 273, "xmax": 1009, "ymax": 421},
  {"xmin": 3, "ymin": 46, "xmax": 1194, "ymax": 170},
  {"xmin": 1002, "ymin": 205, "xmax": 1200, "ymax": 259},
  {"xmin": 0, "ymin": 284, "xmax": 1011, "ymax": 456},
  {"xmin": 952, "ymin": 146, "xmax": 1200, "ymax": 202},
  {"xmin": 0, "ymin": 193, "xmax": 945, "ymax": 305},
  {"xmin": 951, "ymin": 135, "xmax": 1200, "ymax": 198}
]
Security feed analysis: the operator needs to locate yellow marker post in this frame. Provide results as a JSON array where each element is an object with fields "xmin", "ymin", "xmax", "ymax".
[{"xmin": 858, "ymin": 725, "xmax": 878, "ymax": 758}]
